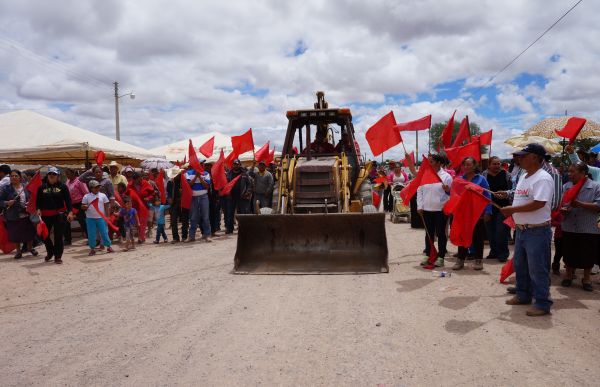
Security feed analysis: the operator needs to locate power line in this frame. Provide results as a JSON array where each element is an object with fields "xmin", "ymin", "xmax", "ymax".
[{"xmin": 455, "ymin": 0, "xmax": 584, "ymax": 109}]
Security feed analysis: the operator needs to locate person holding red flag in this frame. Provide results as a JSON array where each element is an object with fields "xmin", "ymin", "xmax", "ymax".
[
  {"xmin": 185, "ymin": 160, "xmax": 212, "ymax": 243},
  {"xmin": 128, "ymin": 173, "xmax": 155, "ymax": 243},
  {"xmin": 166, "ymin": 166, "xmax": 190, "ymax": 243},
  {"xmin": 224, "ymin": 159, "xmax": 253, "ymax": 234},
  {"xmin": 81, "ymin": 180, "xmax": 114, "ymax": 256},
  {"xmin": 451, "ymin": 157, "xmax": 492, "ymax": 271},
  {"xmin": 559, "ymin": 163, "xmax": 600, "ymax": 291},
  {"xmin": 500, "ymin": 143, "xmax": 554, "ymax": 317},
  {"xmin": 417, "ymin": 154, "xmax": 452, "ymax": 267}
]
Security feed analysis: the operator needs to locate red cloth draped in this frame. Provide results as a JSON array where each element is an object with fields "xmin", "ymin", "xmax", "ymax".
[
  {"xmin": 448, "ymin": 188, "xmax": 490, "ymax": 247},
  {"xmin": 90, "ymin": 198, "xmax": 119, "ymax": 232},
  {"xmin": 125, "ymin": 188, "xmax": 148, "ymax": 219}
]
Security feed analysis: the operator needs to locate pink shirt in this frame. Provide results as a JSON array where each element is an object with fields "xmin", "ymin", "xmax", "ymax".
[{"xmin": 66, "ymin": 177, "xmax": 89, "ymax": 204}]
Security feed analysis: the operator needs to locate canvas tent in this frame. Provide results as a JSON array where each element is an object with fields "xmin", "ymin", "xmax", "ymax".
[
  {"xmin": 150, "ymin": 131, "xmax": 280, "ymax": 163},
  {"xmin": 0, "ymin": 110, "xmax": 163, "ymax": 166}
]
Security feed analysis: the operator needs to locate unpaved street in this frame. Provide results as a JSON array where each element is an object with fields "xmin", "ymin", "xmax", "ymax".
[{"xmin": 1, "ymin": 221, "xmax": 599, "ymax": 386}]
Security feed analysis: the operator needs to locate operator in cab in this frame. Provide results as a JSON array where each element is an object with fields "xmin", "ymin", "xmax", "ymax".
[
  {"xmin": 303, "ymin": 126, "xmax": 335, "ymax": 155},
  {"xmin": 335, "ymin": 132, "xmax": 353, "ymax": 153}
]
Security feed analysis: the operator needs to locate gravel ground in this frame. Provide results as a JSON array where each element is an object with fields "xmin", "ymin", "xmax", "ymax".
[{"xmin": 1, "ymin": 220, "xmax": 599, "ymax": 386}]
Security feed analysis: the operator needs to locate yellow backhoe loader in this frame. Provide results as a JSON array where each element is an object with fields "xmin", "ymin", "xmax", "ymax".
[{"xmin": 234, "ymin": 92, "xmax": 388, "ymax": 274}]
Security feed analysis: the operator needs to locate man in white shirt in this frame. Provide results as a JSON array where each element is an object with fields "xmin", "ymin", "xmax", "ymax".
[
  {"xmin": 417, "ymin": 154, "xmax": 453, "ymax": 267},
  {"xmin": 500, "ymin": 144, "xmax": 554, "ymax": 316}
]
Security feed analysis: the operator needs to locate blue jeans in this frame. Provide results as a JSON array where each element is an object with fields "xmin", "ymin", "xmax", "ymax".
[
  {"xmin": 86, "ymin": 218, "xmax": 111, "ymax": 249},
  {"xmin": 155, "ymin": 223, "xmax": 167, "ymax": 242},
  {"xmin": 514, "ymin": 226, "xmax": 553, "ymax": 312},
  {"xmin": 485, "ymin": 211, "xmax": 510, "ymax": 260},
  {"xmin": 189, "ymin": 194, "xmax": 210, "ymax": 238}
]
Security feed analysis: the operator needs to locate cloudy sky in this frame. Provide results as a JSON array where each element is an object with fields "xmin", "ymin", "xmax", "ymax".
[{"xmin": 0, "ymin": 0, "xmax": 597, "ymax": 159}]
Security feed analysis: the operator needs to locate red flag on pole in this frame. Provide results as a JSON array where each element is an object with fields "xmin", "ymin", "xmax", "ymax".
[
  {"xmin": 555, "ymin": 117, "xmax": 587, "ymax": 144},
  {"xmin": 475, "ymin": 129, "xmax": 493, "ymax": 145},
  {"xmin": 266, "ymin": 147, "xmax": 276, "ymax": 165},
  {"xmin": 188, "ymin": 139, "xmax": 204, "ymax": 173},
  {"xmin": 224, "ymin": 150, "xmax": 237, "ymax": 168},
  {"xmin": 451, "ymin": 116, "xmax": 471, "ymax": 147},
  {"xmin": 114, "ymin": 188, "xmax": 125, "ymax": 207},
  {"xmin": 199, "ymin": 136, "xmax": 215, "ymax": 158},
  {"xmin": 219, "ymin": 175, "xmax": 241, "ymax": 197},
  {"xmin": 372, "ymin": 191, "xmax": 381, "ymax": 208},
  {"xmin": 211, "ymin": 149, "xmax": 228, "ymax": 191},
  {"xmin": 551, "ymin": 176, "xmax": 587, "ymax": 218},
  {"xmin": 232, "ymin": 129, "xmax": 254, "ymax": 155},
  {"xmin": 443, "ymin": 177, "xmax": 485, "ymax": 215},
  {"xmin": 255, "ymin": 142, "xmax": 270, "ymax": 162},
  {"xmin": 126, "ymin": 188, "xmax": 148, "ymax": 219},
  {"xmin": 401, "ymin": 151, "xmax": 415, "ymax": 168},
  {"xmin": 503, "ymin": 216, "xmax": 516, "ymax": 229},
  {"xmin": 445, "ymin": 138, "xmax": 481, "ymax": 168},
  {"xmin": 365, "ymin": 111, "xmax": 402, "ymax": 156},
  {"xmin": 394, "ymin": 114, "xmax": 431, "ymax": 132},
  {"xmin": 399, "ymin": 156, "xmax": 442, "ymax": 205},
  {"xmin": 440, "ymin": 110, "xmax": 456, "ymax": 150},
  {"xmin": 37, "ymin": 220, "xmax": 50, "ymax": 239},
  {"xmin": 95, "ymin": 151, "xmax": 106, "ymax": 166},
  {"xmin": 26, "ymin": 172, "xmax": 42, "ymax": 214},
  {"xmin": 500, "ymin": 258, "xmax": 515, "ymax": 283},
  {"xmin": 180, "ymin": 174, "xmax": 192, "ymax": 210},
  {"xmin": 448, "ymin": 188, "xmax": 490, "ymax": 247},
  {"xmin": 156, "ymin": 169, "xmax": 166, "ymax": 204}
]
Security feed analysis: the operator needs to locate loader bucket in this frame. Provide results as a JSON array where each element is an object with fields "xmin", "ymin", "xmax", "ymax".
[{"xmin": 233, "ymin": 213, "xmax": 389, "ymax": 274}]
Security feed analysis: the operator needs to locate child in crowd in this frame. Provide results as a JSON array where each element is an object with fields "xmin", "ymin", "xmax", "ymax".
[
  {"xmin": 150, "ymin": 196, "xmax": 170, "ymax": 243},
  {"xmin": 119, "ymin": 196, "xmax": 139, "ymax": 251},
  {"xmin": 81, "ymin": 180, "xmax": 113, "ymax": 256}
]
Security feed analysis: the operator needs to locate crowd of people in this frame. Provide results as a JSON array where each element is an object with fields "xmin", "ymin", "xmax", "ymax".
[
  {"xmin": 0, "ymin": 158, "xmax": 276, "ymax": 263},
  {"xmin": 370, "ymin": 142, "xmax": 600, "ymax": 317}
]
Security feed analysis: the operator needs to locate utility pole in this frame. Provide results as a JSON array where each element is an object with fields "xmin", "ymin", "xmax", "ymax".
[{"xmin": 114, "ymin": 81, "xmax": 120, "ymax": 141}]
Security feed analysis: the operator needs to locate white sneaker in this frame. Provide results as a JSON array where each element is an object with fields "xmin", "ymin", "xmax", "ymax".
[{"xmin": 591, "ymin": 264, "xmax": 600, "ymax": 275}]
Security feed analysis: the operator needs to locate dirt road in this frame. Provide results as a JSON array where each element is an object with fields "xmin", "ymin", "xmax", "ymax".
[{"xmin": 1, "ymin": 221, "xmax": 599, "ymax": 386}]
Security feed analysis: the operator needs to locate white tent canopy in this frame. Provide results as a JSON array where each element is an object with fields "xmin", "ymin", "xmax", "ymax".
[
  {"xmin": 150, "ymin": 131, "xmax": 280, "ymax": 163},
  {"xmin": 0, "ymin": 110, "xmax": 163, "ymax": 166}
]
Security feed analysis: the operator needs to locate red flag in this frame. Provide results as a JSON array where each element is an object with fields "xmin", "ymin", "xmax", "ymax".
[
  {"xmin": 503, "ymin": 215, "xmax": 516, "ymax": 229},
  {"xmin": 219, "ymin": 175, "xmax": 241, "ymax": 197},
  {"xmin": 232, "ymin": 128, "xmax": 254, "ymax": 155},
  {"xmin": 500, "ymin": 258, "xmax": 515, "ymax": 283},
  {"xmin": 90, "ymin": 198, "xmax": 119, "ymax": 232},
  {"xmin": 188, "ymin": 139, "xmax": 204, "ymax": 173},
  {"xmin": 451, "ymin": 116, "xmax": 471, "ymax": 147},
  {"xmin": 448, "ymin": 188, "xmax": 490, "ymax": 247},
  {"xmin": 476, "ymin": 129, "xmax": 493, "ymax": 145},
  {"xmin": 372, "ymin": 191, "xmax": 381, "ymax": 208},
  {"xmin": 445, "ymin": 138, "xmax": 481, "ymax": 168},
  {"xmin": 266, "ymin": 147, "xmax": 276, "ymax": 165},
  {"xmin": 555, "ymin": 117, "xmax": 587, "ymax": 144},
  {"xmin": 180, "ymin": 173, "xmax": 192, "ymax": 210},
  {"xmin": 114, "ymin": 188, "xmax": 125, "ymax": 207},
  {"xmin": 0, "ymin": 217, "xmax": 16, "ymax": 253},
  {"xmin": 26, "ymin": 172, "xmax": 42, "ymax": 214},
  {"xmin": 422, "ymin": 238, "xmax": 439, "ymax": 270},
  {"xmin": 255, "ymin": 141, "xmax": 270, "ymax": 162},
  {"xmin": 95, "ymin": 151, "xmax": 106, "ymax": 166},
  {"xmin": 399, "ymin": 156, "xmax": 442, "ymax": 205},
  {"xmin": 211, "ymin": 149, "xmax": 228, "ymax": 191},
  {"xmin": 394, "ymin": 114, "xmax": 431, "ymax": 132},
  {"xmin": 401, "ymin": 151, "xmax": 415, "ymax": 168},
  {"xmin": 156, "ymin": 169, "xmax": 166, "ymax": 204},
  {"xmin": 199, "ymin": 136, "xmax": 215, "ymax": 158},
  {"xmin": 37, "ymin": 219, "xmax": 49, "ymax": 240},
  {"xmin": 552, "ymin": 176, "xmax": 587, "ymax": 218},
  {"xmin": 365, "ymin": 111, "xmax": 402, "ymax": 156},
  {"xmin": 224, "ymin": 150, "xmax": 237, "ymax": 169},
  {"xmin": 374, "ymin": 176, "xmax": 388, "ymax": 184},
  {"xmin": 440, "ymin": 110, "xmax": 456, "ymax": 150},
  {"xmin": 443, "ymin": 177, "xmax": 484, "ymax": 215},
  {"xmin": 126, "ymin": 188, "xmax": 148, "ymax": 219}
]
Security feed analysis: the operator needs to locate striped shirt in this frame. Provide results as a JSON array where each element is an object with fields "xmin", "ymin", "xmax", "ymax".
[{"xmin": 561, "ymin": 179, "xmax": 600, "ymax": 234}]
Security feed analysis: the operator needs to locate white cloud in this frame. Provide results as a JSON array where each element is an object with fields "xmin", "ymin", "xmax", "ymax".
[{"xmin": 0, "ymin": 0, "xmax": 597, "ymax": 161}]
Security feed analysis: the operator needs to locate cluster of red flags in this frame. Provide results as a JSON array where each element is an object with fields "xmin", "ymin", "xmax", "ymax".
[
  {"xmin": 399, "ymin": 156, "xmax": 442, "ymax": 205},
  {"xmin": 556, "ymin": 117, "xmax": 587, "ymax": 144}
]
